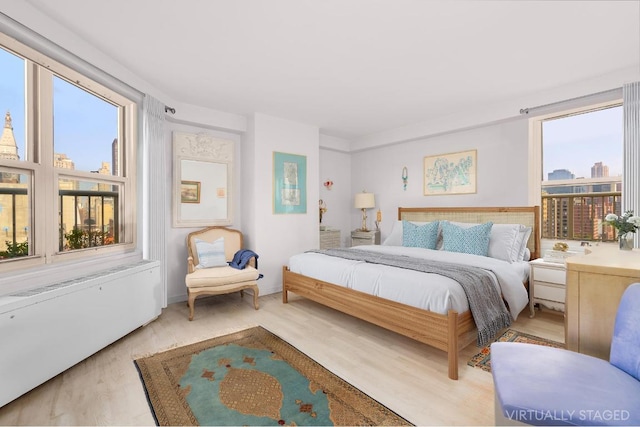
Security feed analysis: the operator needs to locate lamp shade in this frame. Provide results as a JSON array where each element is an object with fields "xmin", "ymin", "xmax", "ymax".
[{"xmin": 354, "ymin": 192, "xmax": 375, "ymax": 209}]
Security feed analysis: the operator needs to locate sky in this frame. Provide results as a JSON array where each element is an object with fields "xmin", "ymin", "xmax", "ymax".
[
  {"xmin": 0, "ymin": 46, "xmax": 117, "ymax": 174},
  {"xmin": 542, "ymin": 105, "xmax": 623, "ymax": 179}
]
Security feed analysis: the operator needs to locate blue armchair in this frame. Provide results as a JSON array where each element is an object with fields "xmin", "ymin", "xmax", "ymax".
[{"xmin": 491, "ymin": 283, "xmax": 640, "ymax": 426}]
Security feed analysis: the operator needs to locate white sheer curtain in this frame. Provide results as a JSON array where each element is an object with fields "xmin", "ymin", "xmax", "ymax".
[
  {"xmin": 143, "ymin": 95, "xmax": 168, "ymax": 305},
  {"xmin": 623, "ymin": 82, "xmax": 640, "ymax": 248}
]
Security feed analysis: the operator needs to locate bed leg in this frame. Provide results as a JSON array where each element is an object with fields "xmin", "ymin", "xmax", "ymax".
[
  {"xmin": 447, "ymin": 309, "xmax": 459, "ymax": 380},
  {"xmin": 282, "ymin": 266, "xmax": 289, "ymax": 303}
]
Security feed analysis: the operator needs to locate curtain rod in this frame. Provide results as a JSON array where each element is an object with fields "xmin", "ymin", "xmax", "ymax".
[
  {"xmin": 519, "ymin": 88, "xmax": 621, "ymax": 115},
  {"xmin": 164, "ymin": 105, "xmax": 176, "ymax": 114}
]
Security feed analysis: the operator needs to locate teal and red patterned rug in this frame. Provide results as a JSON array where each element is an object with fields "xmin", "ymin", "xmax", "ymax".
[
  {"xmin": 467, "ymin": 329, "xmax": 564, "ymax": 372},
  {"xmin": 134, "ymin": 326, "xmax": 410, "ymax": 426}
]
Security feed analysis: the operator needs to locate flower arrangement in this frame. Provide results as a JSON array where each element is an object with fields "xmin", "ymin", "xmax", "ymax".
[{"xmin": 604, "ymin": 210, "xmax": 640, "ymax": 236}]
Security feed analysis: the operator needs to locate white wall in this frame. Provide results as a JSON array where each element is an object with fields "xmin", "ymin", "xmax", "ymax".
[
  {"xmin": 319, "ymin": 142, "xmax": 352, "ymax": 247},
  {"xmin": 350, "ymin": 119, "xmax": 530, "ymax": 241},
  {"xmin": 352, "ymin": 66, "xmax": 639, "ymax": 151},
  {"xmin": 243, "ymin": 113, "xmax": 320, "ymax": 295}
]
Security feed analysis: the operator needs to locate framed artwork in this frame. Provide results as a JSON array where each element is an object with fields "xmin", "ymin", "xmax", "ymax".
[
  {"xmin": 180, "ymin": 180, "xmax": 201, "ymax": 203},
  {"xmin": 424, "ymin": 149, "xmax": 477, "ymax": 195},
  {"xmin": 273, "ymin": 151, "xmax": 307, "ymax": 214}
]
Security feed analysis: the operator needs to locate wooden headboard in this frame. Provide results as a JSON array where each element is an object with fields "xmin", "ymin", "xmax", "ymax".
[{"xmin": 398, "ymin": 206, "xmax": 540, "ymax": 260}]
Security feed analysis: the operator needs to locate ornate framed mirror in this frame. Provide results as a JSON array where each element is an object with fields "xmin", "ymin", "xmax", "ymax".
[{"xmin": 172, "ymin": 132, "xmax": 234, "ymax": 227}]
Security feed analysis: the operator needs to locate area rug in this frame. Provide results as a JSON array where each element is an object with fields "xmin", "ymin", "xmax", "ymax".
[
  {"xmin": 134, "ymin": 326, "xmax": 410, "ymax": 426},
  {"xmin": 467, "ymin": 329, "xmax": 563, "ymax": 372}
]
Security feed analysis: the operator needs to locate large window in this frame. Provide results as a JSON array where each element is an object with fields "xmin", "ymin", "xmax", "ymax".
[
  {"xmin": 537, "ymin": 103, "xmax": 623, "ymax": 243},
  {"xmin": 0, "ymin": 32, "xmax": 136, "ymax": 267}
]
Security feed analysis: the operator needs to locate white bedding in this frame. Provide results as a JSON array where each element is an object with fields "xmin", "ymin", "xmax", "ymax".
[{"xmin": 288, "ymin": 245, "xmax": 529, "ymax": 319}]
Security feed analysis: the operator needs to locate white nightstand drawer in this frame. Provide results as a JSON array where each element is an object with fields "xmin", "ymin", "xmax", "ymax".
[
  {"xmin": 533, "ymin": 267, "xmax": 565, "ymax": 285},
  {"xmin": 534, "ymin": 283, "xmax": 566, "ymax": 303}
]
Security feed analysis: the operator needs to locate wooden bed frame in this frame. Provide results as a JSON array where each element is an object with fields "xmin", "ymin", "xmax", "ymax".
[{"xmin": 282, "ymin": 206, "xmax": 540, "ymax": 380}]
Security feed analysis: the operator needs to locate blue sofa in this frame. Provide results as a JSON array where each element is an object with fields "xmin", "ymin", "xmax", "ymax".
[{"xmin": 491, "ymin": 283, "xmax": 640, "ymax": 426}]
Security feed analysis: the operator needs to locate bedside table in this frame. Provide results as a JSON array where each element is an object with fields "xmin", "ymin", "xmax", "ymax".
[
  {"xmin": 319, "ymin": 229, "xmax": 341, "ymax": 249},
  {"xmin": 351, "ymin": 230, "xmax": 380, "ymax": 246},
  {"xmin": 529, "ymin": 258, "xmax": 566, "ymax": 317}
]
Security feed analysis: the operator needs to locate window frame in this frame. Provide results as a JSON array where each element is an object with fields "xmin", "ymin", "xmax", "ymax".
[
  {"xmin": 0, "ymin": 31, "xmax": 137, "ymax": 272},
  {"xmin": 528, "ymin": 99, "xmax": 623, "ymax": 243}
]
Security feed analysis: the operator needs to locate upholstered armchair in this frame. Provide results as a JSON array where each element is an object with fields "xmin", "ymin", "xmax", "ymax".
[
  {"xmin": 185, "ymin": 226, "xmax": 260, "ymax": 321},
  {"xmin": 492, "ymin": 283, "xmax": 640, "ymax": 426}
]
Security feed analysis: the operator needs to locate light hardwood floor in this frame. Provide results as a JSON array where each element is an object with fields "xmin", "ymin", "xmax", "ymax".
[{"xmin": 0, "ymin": 293, "xmax": 564, "ymax": 426}]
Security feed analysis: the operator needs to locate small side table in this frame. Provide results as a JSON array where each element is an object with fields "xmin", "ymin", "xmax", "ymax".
[
  {"xmin": 529, "ymin": 258, "xmax": 567, "ymax": 317},
  {"xmin": 320, "ymin": 229, "xmax": 341, "ymax": 249},
  {"xmin": 351, "ymin": 230, "xmax": 380, "ymax": 246}
]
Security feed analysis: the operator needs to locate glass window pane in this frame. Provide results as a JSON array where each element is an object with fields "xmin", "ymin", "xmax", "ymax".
[
  {"xmin": 53, "ymin": 76, "xmax": 119, "ymax": 175},
  {"xmin": 0, "ymin": 169, "xmax": 32, "ymax": 259},
  {"xmin": 541, "ymin": 105, "xmax": 623, "ymax": 242},
  {"xmin": 58, "ymin": 178, "xmax": 119, "ymax": 252},
  {"xmin": 542, "ymin": 106, "xmax": 622, "ymax": 185},
  {"xmin": 0, "ymin": 47, "xmax": 26, "ymax": 163}
]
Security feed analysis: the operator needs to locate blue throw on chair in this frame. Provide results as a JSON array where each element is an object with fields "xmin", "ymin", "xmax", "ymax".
[{"xmin": 491, "ymin": 283, "xmax": 640, "ymax": 426}]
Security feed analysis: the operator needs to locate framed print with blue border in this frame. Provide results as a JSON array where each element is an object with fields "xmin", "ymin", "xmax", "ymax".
[{"xmin": 273, "ymin": 151, "xmax": 307, "ymax": 214}]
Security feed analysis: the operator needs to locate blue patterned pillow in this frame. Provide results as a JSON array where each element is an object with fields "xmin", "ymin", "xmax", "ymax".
[
  {"xmin": 402, "ymin": 220, "xmax": 439, "ymax": 249},
  {"xmin": 194, "ymin": 237, "xmax": 227, "ymax": 269},
  {"xmin": 441, "ymin": 221, "xmax": 493, "ymax": 256}
]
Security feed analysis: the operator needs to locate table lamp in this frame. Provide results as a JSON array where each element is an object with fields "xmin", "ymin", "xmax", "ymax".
[{"xmin": 354, "ymin": 191, "xmax": 375, "ymax": 232}]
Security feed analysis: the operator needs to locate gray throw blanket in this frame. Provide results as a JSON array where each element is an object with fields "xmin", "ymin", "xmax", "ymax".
[{"xmin": 309, "ymin": 248, "xmax": 511, "ymax": 346}]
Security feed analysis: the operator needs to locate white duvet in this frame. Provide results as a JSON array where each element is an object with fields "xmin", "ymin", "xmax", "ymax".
[{"xmin": 288, "ymin": 245, "xmax": 529, "ymax": 319}]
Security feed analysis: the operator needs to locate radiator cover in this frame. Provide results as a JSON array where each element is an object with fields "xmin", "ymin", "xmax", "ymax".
[{"xmin": 0, "ymin": 260, "xmax": 162, "ymax": 407}]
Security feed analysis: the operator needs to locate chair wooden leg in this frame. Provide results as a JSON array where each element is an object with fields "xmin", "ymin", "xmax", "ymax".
[
  {"xmin": 252, "ymin": 285, "xmax": 259, "ymax": 310},
  {"xmin": 188, "ymin": 292, "xmax": 196, "ymax": 321}
]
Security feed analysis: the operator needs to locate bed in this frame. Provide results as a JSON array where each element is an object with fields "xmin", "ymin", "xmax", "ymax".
[{"xmin": 282, "ymin": 206, "xmax": 540, "ymax": 380}]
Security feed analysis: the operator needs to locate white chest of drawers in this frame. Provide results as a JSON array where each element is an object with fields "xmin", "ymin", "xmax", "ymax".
[{"xmin": 529, "ymin": 258, "xmax": 566, "ymax": 317}]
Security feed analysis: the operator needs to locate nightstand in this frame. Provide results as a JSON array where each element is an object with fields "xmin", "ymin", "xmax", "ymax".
[
  {"xmin": 351, "ymin": 230, "xmax": 380, "ymax": 246},
  {"xmin": 319, "ymin": 229, "xmax": 341, "ymax": 249},
  {"xmin": 529, "ymin": 258, "xmax": 566, "ymax": 317}
]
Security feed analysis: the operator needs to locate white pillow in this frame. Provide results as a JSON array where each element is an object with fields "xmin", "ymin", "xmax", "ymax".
[
  {"xmin": 194, "ymin": 237, "xmax": 227, "ymax": 269},
  {"xmin": 449, "ymin": 222, "xmax": 528, "ymax": 263},
  {"xmin": 516, "ymin": 227, "xmax": 532, "ymax": 261},
  {"xmin": 382, "ymin": 220, "xmax": 404, "ymax": 246}
]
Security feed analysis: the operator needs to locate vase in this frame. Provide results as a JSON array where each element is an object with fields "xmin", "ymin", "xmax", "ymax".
[{"xmin": 619, "ymin": 233, "xmax": 634, "ymax": 251}]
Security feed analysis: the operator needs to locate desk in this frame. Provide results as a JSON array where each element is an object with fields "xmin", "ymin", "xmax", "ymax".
[{"xmin": 565, "ymin": 245, "xmax": 640, "ymax": 360}]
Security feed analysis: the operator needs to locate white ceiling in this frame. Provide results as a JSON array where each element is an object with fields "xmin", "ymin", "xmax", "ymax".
[{"xmin": 22, "ymin": 0, "xmax": 640, "ymax": 139}]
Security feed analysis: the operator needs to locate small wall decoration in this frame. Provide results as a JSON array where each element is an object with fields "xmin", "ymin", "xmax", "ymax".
[
  {"xmin": 273, "ymin": 151, "xmax": 307, "ymax": 214},
  {"xmin": 424, "ymin": 149, "xmax": 477, "ymax": 196},
  {"xmin": 181, "ymin": 180, "xmax": 201, "ymax": 203},
  {"xmin": 319, "ymin": 199, "xmax": 327, "ymax": 223},
  {"xmin": 402, "ymin": 167, "xmax": 408, "ymax": 191},
  {"xmin": 323, "ymin": 180, "xmax": 334, "ymax": 190}
]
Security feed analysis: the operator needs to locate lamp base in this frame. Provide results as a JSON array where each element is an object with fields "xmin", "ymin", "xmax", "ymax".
[{"xmin": 360, "ymin": 208, "xmax": 368, "ymax": 232}]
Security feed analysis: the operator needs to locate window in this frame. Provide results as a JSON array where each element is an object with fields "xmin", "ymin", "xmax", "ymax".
[
  {"xmin": 0, "ymin": 32, "xmax": 136, "ymax": 267},
  {"xmin": 534, "ymin": 103, "xmax": 623, "ymax": 243}
]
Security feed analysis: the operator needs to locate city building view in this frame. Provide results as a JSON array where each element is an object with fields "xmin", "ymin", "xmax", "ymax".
[
  {"xmin": 542, "ymin": 162, "xmax": 622, "ymax": 242},
  {"xmin": 0, "ymin": 110, "xmax": 118, "ymax": 258}
]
